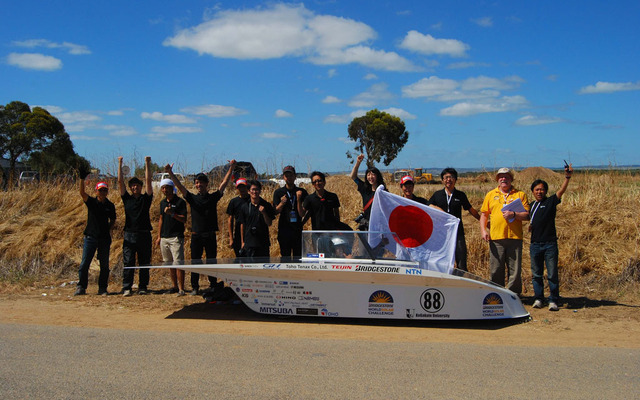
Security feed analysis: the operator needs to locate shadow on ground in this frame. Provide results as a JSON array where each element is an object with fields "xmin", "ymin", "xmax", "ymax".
[{"xmin": 165, "ymin": 298, "xmax": 530, "ymax": 331}]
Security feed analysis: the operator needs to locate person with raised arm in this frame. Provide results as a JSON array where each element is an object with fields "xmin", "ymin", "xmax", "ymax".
[
  {"xmin": 349, "ymin": 154, "xmax": 386, "ymax": 231},
  {"xmin": 75, "ymin": 170, "xmax": 116, "ymax": 296},
  {"xmin": 165, "ymin": 160, "xmax": 235, "ymax": 295},
  {"xmin": 528, "ymin": 163, "xmax": 574, "ymax": 311},
  {"xmin": 119, "ymin": 156, "xmax": 153, "ymax": 296}
]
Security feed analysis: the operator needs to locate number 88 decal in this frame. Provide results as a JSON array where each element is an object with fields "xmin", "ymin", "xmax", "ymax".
[{"xmin": 420, "ymin": 288, "xmax": 445, "ymax": 313}]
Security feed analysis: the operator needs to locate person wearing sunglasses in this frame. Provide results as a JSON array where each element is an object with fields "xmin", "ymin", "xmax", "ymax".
[{"xmin": 75, "ymin": 174, "xmax": 116, "ymax": 296}]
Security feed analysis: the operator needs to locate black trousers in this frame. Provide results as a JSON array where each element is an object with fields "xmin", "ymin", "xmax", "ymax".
[
  {"xmin": 190, "ymin": 232, "xmax": 219, "ymax": 289},
  {"xmin": 122, "ymin": 231, "xmax": 151, "ymax": 291}
]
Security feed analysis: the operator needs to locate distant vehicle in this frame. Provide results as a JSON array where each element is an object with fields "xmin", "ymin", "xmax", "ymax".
[
  {"xmin": 19, "ymin": 171, "xmax": 39, "ymax": 184},
  {"xmin": 393, "ymin": 169, "xmax": 413, "ymax": 183},
  {"xmin": 270, "ymin": 172, "xmax": 312, "ymax": 187},
  {"xmin": 413, "ymin": 168, "xmax": 435, "ymax": 184},
  {"xmin": 209, "ymin": 161, "xmax": 258, "ymax": 184},
  {"xmin": 152, "ymin": 172, "xmax": 184, "ymax": 189}
]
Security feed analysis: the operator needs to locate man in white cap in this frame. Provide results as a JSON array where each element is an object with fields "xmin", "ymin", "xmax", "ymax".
[
  {"xmin": 75, "ymin": 175, "xmax": 116, "ymax": 296},
  {"xmin": 479, "ymin": 168, "xmax": 529, "ymax": 294},
  {"xmin": 155, "ymin": 178, "xmax": 187, "ymax": 296}
]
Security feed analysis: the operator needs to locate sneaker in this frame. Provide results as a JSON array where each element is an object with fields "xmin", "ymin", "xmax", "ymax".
[
  {"xmin": 176, "ymin": 290, "xmax": 186, "ymax": 297},
  {"xmin": 138, "ymin": 289, "xmax": 148, "ymax": 295},
  {"xmin": 532, "ymin": 299, "xmax": 543, "ymax": 309},
  {"xmin": 74, "ymin": 287, "xmax": 86, "ymax": 296},
  {"xmin": 123, "ymin": 290, "xmax": 132, "ymax": 297},
  {"xmin": 548, "ymin": 302, "xmax": 559, "ymax": 311},
  {"xmin": 98, "ymin": 289, "xmax": 108, "ymax": 296},
  {"xmin": 190, "ymin": 289, "xmax": 199, "ymax": 296}
]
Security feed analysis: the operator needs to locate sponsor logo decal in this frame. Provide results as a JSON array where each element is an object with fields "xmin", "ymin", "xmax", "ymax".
[
  {"xmin": 259, "ymin": 307, "xmax": 293, "ymax": 315},
  {"xmin": 406, "ymin": 308, "xmax": 451, "ymax": 319},
  {"xmin": 482, "ymin": 293, "xmax": 505, "ymax": 317},
  {"xmin": 368, "ymin": 290, "xmax": 394, "ymax": 315},
  {"xmin": 320, "ymin": 308, "xmax": 339, "ymax": 317},
  {"xmin": 355, "ymin": 266, "xmax": 400, "ymax": 273},
  {"xmin": 296, "ymin": 308, "xmax": 318, "ymax": 316},
  {"xmin": 331, "ymin": 265, "xmax": 353, "ymax": 270},
  {"xmin": 420, "ymin": 288, "xmax": 445, "ymax": 313},
  {"xmin": 263, "ymin": 263, "xmax": 281, "ymax": 269},
  {"xmin": 405, "ymin": 268, "xmax": 422, "ymax": 275}
]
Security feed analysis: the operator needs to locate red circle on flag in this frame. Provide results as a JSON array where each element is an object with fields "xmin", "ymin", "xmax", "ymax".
[{"xmin": 388, "ymin": 205, "xmax": 433, "ymax": 248}]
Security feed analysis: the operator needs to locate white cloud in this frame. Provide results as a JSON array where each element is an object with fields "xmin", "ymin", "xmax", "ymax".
[
  {"xmin": 440, "ymin": 95, "xmax": 528, "ymax": 116},
  {"xmin": 180, "ymin": 104, "xmax": 248, "ymax": 117},
  {"xmin": 402, "ymin": 76, "xmax": 459, "ymax": 98},
  {"xmin": 151, "ymin": 126, "xmax": 202, "ymax": 134},
  {"xmin": 381, "ymin": 107, "xmax": 417, "ymax": 120},
  {"xmin": 363, "ymin": 73, "xmax": 378, "ymax": 80},
  {"xmin": 145, "ymin": 133, "xmax": 177, "ymax": 142},
  {"xmin": 70, "ymin": 135, "xmax": 108, "ymax": 141},
  {"xmin": 12, "ymin": 39, "xmax": 91, "ymax": 55},
  {"xmin": 579, "ymin": 81, "xmax": 640, "ymax": 94},
  {"xmin": 402, "ymin": 75, "xmax": 524, "ymax": 104},
  {"xmin": 324, "ymin": 109, "xmax": 367, "ymax": 124},
  {"xmin": 104, "ymin": 125, "xmax": 137, "ymax": 136},
  {"xmin": 261, "ymin": 132, "xmax": 289, "ymax": 139},
  {"xmin": 141, "ymin": 111, "xmax": 196, "ymax": 124},
  {"xmin": 327, "ymin": 69, "xmax": 337, "ymax": 78},
  {"xmin": 515, "ymin": 115, "xmax": 564, "ymax": 126},
  {"xmin": 164, "ymin": 3, "xmax": 418, "ymax": 72},
  {"xmin": 399, "ymin": 31, "xmax": 470, "ymax": 57},
  {"xmin": 348, "ymin": 83, "xmax": 394, "ymax": 108},
  {"xmin": 34, "ymin": 105, "xmax": 64, "ymax": 114},
  {"xmin": 7, "ymin": 53, "xmax": 62, "ymax": 71},
  {"xmin": 472, "ymin": 17, "xmax": 493, "ymax": 27},
  {"xmin": 57, "ymin": 111, "xmax": 101, "ymax": 124},
  {"xmin": 275, "ymin": 109, "xmax": 293, "ymax": 118},
  {"xmin": 322, "ymin": 96, "xmax": 341, "ymax": 104},
  {"xmin": 447, "ymin": 61, "xmax": 490, "ymax": 69}
]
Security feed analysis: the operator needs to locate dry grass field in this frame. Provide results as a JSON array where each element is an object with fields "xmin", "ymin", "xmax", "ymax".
[{"xmin": 1, "ymin": 166, "xmax": 639, "ymax": 300}]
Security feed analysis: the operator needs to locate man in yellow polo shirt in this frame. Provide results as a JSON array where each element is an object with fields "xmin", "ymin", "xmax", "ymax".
[{"xmin": 480, "ymin": 168, "xmax": 529, "ymax": 294}]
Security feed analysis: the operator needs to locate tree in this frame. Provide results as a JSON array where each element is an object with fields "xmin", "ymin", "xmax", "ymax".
[
  {"xmin": 0, "ymin": 101, "xmax": 70, "ymax": 181},
  {"xmin": 28, "ymin": 132, "xmax": 91, "ymax": 177},
  {"xmin": 346, "ymin": 109, "xmax": 409, "ymax": 168}
]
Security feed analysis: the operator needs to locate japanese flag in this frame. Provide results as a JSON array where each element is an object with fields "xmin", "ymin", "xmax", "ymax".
[{"xmin": 368, "ymin": 185, "xmax": 459, "ymax": 273}]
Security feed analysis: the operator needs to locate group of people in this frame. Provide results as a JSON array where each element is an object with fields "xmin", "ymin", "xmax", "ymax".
[{"xmin": 75, "ymin": 156, "xmax": 572, "ymax": 310}]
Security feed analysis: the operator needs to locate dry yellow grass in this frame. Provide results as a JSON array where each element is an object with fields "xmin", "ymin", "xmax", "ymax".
[{"xmin": 1, "ymin": 168, "xmax": 639, "ymax": 297}]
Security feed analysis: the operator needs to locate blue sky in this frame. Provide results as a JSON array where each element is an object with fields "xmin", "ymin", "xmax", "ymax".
[{"xmin": 2, "ymin": 1, "xmax": 639, "ymax": 175}]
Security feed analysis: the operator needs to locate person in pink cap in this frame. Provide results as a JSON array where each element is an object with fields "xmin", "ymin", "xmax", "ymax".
[{"xmin": 75, "ymin": 174, "xmax": 116, "ymax": 296}]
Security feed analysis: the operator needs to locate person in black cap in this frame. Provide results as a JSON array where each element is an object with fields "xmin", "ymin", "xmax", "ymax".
[
  {"xmin": 118, "ymin": 155, "xmax": 153, "ymax": 297},
  {"xmin": 226, "ymin": 177, "xmax": 250, "ymax": 257},
  {"xmin": 165, "ymin": 160, "xmax": 235, "ymax": 295},
  {"xmin": 272, "ymin": 165, "xmax": 308, "ymax": 257}
]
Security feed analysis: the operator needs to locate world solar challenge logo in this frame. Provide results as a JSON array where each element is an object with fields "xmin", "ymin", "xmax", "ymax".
[
  {"xmin": 368, "ymin": 290, "xmax": 394, "ymax": 316},
  {"xmin": 482, "ymin": 292, "xmax": 505, "ymax": 317}
]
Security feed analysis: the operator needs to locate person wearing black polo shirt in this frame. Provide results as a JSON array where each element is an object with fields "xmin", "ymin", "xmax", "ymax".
[
  {"xmin": 399, "ymin": 175, "xmax": 431, "ymax": 206},
  {"xmin": 529, "ymin": 164, "xmax": 573, "ymax": 311},
  {"xmin": 239, "ymin": 180, "xmax": 275, "ymax": 257},
  {"xmin": 302, "ymin": 171, "xmax": 342, "ymax": 230},
  {"xmin": 75, "ymin": 177, "xmax": 116, "ymax": 296},
  {"xmin": 118, "ymin": 155, "xmax": 153, "ymax": 297},
  {"xmin": 273, "ymin": 165, "xmax": 308, "ymax": 257},
  {"xmin": 165, "ymin": 160, "xmax": 234, "ymax": 295},
  {"xmin": 226, "ymin": 178, "xmax": 250, "ymax": 257},
  {"xmin": 155, "ymin": 179, "xmax": 187, "ymax": 296},
  {"xmin": 429, "ymin": 168, "xmax": 480, "ymax": 272}
]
